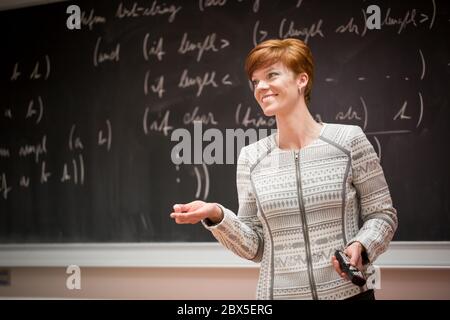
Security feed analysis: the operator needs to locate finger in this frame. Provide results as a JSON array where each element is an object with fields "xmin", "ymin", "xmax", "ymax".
[
  {"xmin": 344, "ymin": 247, "xmax": 358, "ymax": 267},
  {"xmin": 171, "ymin": 212, "xmax": 187, "ymax": 220},
  {"xmin": 350, "ymin": 255, "xmax": 359, "ymax": 267},
  {"xmin": 172, "ymin": 211, "xmax": 202, "ymax": 224},
  {"xmin": 343, "ymin": 247, "xmax": 351, "ymax": 258},
  {"xmin": 175, "ymin": 217, "xmax": 200, "ymax": 225},
  {"xmin": 331, "ymin": 257, "xmax": 342, "ymax": 274},
  {"xmin": 175, "ymin": 217, "xmax": 187, "ymax": 224},
  {"xmin": 174, "ymin": 215, "xmax": 190, "ymax": 224},
  {"xmin": 184, "ymin": 200, "xmax": 203, "ymax": 211},
  {"xmin": 332, "ymin": 256, "xmax": 349, "ymax": 280},
  {"xmin": 349, "ymin": 250, "xmax": 361, "ymax": 267},
  {"xmin": 173, "ymin": 204, "xmax": 186, "ymax": 213}
]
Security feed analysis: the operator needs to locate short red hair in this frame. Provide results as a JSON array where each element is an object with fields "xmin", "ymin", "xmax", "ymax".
[{"xmin": 245, "ymin": 38, "xmax": 314, "ymax": 104}]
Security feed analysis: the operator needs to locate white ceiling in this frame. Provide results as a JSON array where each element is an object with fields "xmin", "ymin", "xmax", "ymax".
[{"xmin": 0, "ymin": 0, "xmax": 66, "ymax": 11}]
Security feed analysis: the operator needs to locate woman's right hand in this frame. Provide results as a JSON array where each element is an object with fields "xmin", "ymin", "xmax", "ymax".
[{"xmin": 170, "ymin": 200, "xmax": 224, "ymax": 225}]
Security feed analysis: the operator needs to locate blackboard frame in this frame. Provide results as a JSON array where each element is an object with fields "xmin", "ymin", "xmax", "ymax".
[{"xmin": 0, "ymin": 242, "xmax": 449, "ymax": 267}]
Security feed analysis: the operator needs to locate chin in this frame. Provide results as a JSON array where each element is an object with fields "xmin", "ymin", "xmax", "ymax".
[
  {"xmin": 261, "ymin": 106, "xmax": 277, "ymax": 117},
  {"xmin": 263, "ymin": 110, "xmax": 276, "ymax": 117}
]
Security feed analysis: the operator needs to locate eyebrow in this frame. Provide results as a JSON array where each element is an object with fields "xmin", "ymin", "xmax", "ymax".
[{"xmin": 252, "ymin": 68, "xmax": 280, "ymax": 80}]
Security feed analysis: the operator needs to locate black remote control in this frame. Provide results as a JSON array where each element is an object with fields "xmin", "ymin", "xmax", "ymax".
[{"xmin": 334, "ymin": 250, "xmax": 366, "ymax": 287}]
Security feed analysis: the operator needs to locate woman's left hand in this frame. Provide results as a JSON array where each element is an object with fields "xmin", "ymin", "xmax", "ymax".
[{"xmin": 331, "ymin": 242, "xmax": 364, "ymax": 280}]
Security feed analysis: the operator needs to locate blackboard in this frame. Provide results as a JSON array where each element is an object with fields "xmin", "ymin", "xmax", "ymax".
[{"xmin": 0, "ymin": 0, "xmax": 449, "ymax": 244}]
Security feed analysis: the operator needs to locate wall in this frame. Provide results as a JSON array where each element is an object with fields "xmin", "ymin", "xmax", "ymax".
[{"xmin": 1, "ymin": 267, "xmax": 449, "ymax": 300}]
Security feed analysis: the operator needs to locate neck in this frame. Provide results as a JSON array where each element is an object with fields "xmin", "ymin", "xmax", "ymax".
[{"xmin": 275, "ymin": 101, "xmax": 322, "ymax": 150}]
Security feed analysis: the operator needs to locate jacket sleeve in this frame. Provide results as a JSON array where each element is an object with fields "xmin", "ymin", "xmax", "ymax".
[
  {"xmin": 347, "ymin": 126, "xmax": 398, "ymax": 263},
  {"xmin": 202, "ymin": 146, "xmax": 264, "ymax": 262}
]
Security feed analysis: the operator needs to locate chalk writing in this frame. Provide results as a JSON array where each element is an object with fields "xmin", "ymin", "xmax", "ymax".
[
  {"xmin": 81, "ymin": 9, "xmax": 106, "ymax": 30},
  {"xmin": 178, "ymin": 32, "xmax": 230, "ymax": 62},
  {"xmin": 0, "ymin": 173, "xmax": 12, "ymax": 200},
  {"xmin": 18, "ymin": 135, "xmax": 47, "ymax": 163},
  {"xmin": 116, "ymin": 1, "xmax": 182, "ymax": 23},
  {"xmin": 143, "ymin": 34, "xmax": 165, "ymax": 61},
  {"xmin": 93, "ymin": 37, "xmax": 120, "ymax": 67},
  {"xmin": 235, "ymin": 103, "xmax": 276, "ymax": 128},
  {"xmin": 183, "ymin": 107, "xmax": 218, "ymax": 125}
]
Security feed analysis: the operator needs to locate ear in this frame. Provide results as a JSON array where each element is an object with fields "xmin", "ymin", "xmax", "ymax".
[{"xmin": 296, "ymin": 73, "xmax": 309, "ymax": 90}]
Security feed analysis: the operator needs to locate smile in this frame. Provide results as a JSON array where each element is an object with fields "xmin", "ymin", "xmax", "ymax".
[{"xmin": 261, "ymin": 94, "xmax": 277, "ymax": 103}]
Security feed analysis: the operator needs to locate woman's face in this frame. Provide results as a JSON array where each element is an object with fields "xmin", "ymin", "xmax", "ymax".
[{"xmin": 251, "ymin": 61, "xmax": 304, "ymax": 117}]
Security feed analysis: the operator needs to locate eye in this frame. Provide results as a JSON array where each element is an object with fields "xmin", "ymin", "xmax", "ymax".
[
  {"xmin": 251, "ymin": 79, "xmax": 259, "ymax": 87},
  {"xmin": 267, "ymin": 72, "xmax": 278, "ymax": 79}
]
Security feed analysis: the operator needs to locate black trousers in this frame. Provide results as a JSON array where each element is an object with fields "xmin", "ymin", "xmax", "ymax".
[{"xmin": 345, "ymin": 289, "xmax": 375, "ymax": 300}]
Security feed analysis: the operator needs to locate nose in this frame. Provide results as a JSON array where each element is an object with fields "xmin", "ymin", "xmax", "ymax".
[{"xmin": 254, "ymin": 79, "xmax": 269, "ymax": 91}]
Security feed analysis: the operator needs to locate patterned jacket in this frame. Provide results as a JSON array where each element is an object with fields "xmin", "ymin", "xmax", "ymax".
[{"xmin": 203, "ymin": 123, "xmax": 398, "ymax": 300}]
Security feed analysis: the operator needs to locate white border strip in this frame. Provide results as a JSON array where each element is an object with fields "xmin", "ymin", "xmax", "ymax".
[{"xmin": 0, "ymin": 241, "xmax": 449, "ymax": 268}]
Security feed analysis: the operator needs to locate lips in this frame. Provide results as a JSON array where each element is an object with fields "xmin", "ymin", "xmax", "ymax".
[{"xmin": 261, "ymin": 94, "xmax": 277, "ymax": 103}]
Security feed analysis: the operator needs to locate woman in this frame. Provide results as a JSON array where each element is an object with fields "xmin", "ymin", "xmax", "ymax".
[{"xmin": 170, "ymin": 38, "xmax": 398, "ymax": 300}]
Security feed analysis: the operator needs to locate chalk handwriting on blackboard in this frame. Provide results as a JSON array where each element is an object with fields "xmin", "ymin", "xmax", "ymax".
[
  {"xmin": 393, "ymin": 101, "xmax": 411, "ymax": 121},
  {"xmin": 198, "ymin": 0, "xmax": 227, "ymax": 12},
  {"xmin": 178, "ymin": 69, "xmax": 218, "ymax": 97},
  {"xmin": 336, "ymin": 107, "xmax": 362, "ymax": 122},
  {"xmin": 419, "ymin": 49, "xmax": 426, "ymax": 80},
  {"xmin": 143, "ymin": 108, "xmax": 173, "ymax": 136},
  {"xmin": 81, "ymin": 9, "xmax": 106, "ymax": 30},
  {"xmin": 61, "ymin": 155, "xmax": 85, "ymax": 185},
  {"xmin": 115, "ymin": 1, "xmax": 182, "ymax": 23},
  {"xmin": 143, "ymin": 34, "xmax": 165, "ymax": 61},
  {"xmin": 40, "ymin": 161, "xmax": 51, "ymax": 184},
  {"xmin": 199, "ymin": 0, "xmax": 260, "ymax": 13},
  {"xmin": 235, "ymin": 103, "xmax": 276, "ymax": 128},
  {"xmin": 335, "ymin": 13, "xmax": 368, "ymax": 37},
  {"xmin": 93, "ymin": 37, "xmax": 120, "ymax": 67},
  {"xmin": 0, "ymin": 148, "xmax": 10, "ymax": 158},
  {"xmin": 19, "ymin": 176, "xmax": 30, "ymax": 188},
  {"xmin": 183, "ymin": 107, "xmax": 218, "ymax": 126},
  {"xmin": 194, "ymin": 163, "xmax": 210, "ymax": 199},
  {"xmin": 278, "ymin": 18, "xmax": 325, "ymax": 43},
  {"xmin": 10, "ymin": 63, "xmax": 20, "ymax": 81},
  {"xmin": 18, "ymin": 135, "xmax": 47, "ymax": 164},
  {"xmin": 25, "ymin": 96, "xmax": 44, "ymax": 124},
  {"xmin": 178, "ymin": 32, "xmax": 230, "ymax": 62},
  {"xmin": 253, "ymin": 18, "xmax": 325, "ymax": 46},
  {"xmin": 416, "ymin": 92, "xmax": 424, "ymax": 128},
  {"xmin": 392, "ymin": 93, "xmax": 424, "ymax": 128},
  {"xmin": 68, "ymin": 125, "xmax": 84, "ymax": 151},
  {"xmin": 4, "ymin": 108, "xmax": 13, "ymax": 119},
  {"xmin": 314, "ymin": 114, "xmax": 323, "ymax": 124},
  {"xmin": 0, "ymin": 173, "xmax": 12, "ymax": 200},
  {"xmin": 97, "ymin": 119, "xmax": 112, "ymax": 151},
  {"xmin": 10, "ymin": 55, "xmax": 51, "ymax": 81},
  {"xmin": 144, "ymin": 70, "xmax": 165, "ymax": 98},
  {"xmin": 253, "ymin": 20, "xmax": 268, "ymax": 46},
  {"xmin": 335, "ymin": 98, "xmax": 368, "ymax": 130}
]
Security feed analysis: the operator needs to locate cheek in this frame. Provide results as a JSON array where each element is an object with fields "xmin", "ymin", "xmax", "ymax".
[{"xmin": 254, "ymin": 90, "xmax": 259, "ymax": 101}]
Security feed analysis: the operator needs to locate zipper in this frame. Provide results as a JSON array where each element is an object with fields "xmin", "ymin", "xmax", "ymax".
[{"xmin": 294, "ymin": 151, "xmax": 318, "ymax": 300}]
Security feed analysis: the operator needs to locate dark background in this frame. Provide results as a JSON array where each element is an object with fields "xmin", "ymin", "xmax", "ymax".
[{"xmin": 0, "ymin": 0, "xmax": 449, "ymax": 243}]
